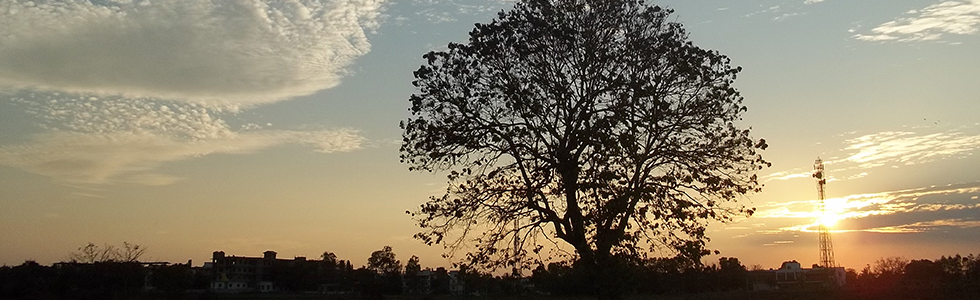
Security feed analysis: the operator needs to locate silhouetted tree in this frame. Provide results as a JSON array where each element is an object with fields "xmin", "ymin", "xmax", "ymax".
[
  {"xmin": 329, "ymin": 259, "xmax": 356, "ymax": 293},
  {"xmin": 848, "ymin": 256, "xmax": 912, "ymax": 297},
  {"xmin": 401, "ymin": 1, "xmax": 767, "ymax": 299},
  {"xmin": 405, "ymin": 255, "xmax": 421, "ymax": 276},
  {"xmin": 352, "ymin": 267, "xmax": 383, "ymax": 299},
  {"xmin": 367, "ymin": 246, "xmax": 402, "ymax": 276},
  {"xmin": 268, "ymin": 259, "xmax": 318, "ymax": 292},
  {"xmin": 55, "ymin": 261, "xmax": 146, "ymax": 299},
  {"xmin": 530, "ymin": 261, "xmax": 592, "ymax": 296},
  {"xmin": 366, "ymin": 246, "xmax": 403, "ymax": 295},
  {"xmin": 965, "ymin": 254, "xmax": 980, "ymax": 281},
  {"xmin": 116, "ymin": 242, "xmax": 146, "ymax": 263},
  {"xmin": 319, "ymin": 251, "xmax": 341, "ymax": 288},
  {"xmin": 903, "ymin": 259, "xmax": 942, "ymax": 292},
  {"xmin": 0, "ymin": 261, "xmax": 54, "ymax": 299},
  {"xmin": 322, "ymin": 251, "xmax": 338, "ymax": 267},
  {"xmin": 149, "ymin": 264, "xmax": 193, "ymax": 294},
  {"xmin": 404, "ymin": 255, "xmax": 426, "ymax": 294},
  {"xmin": 430, "ymin": 267, "xmax": 451, "ymax": 295},
  {"xmin": 68, "ymin": 243, "xmax": 115, "ymax": 264},
  {"xmin": 67, "ymin": 242, "xmax": 145, "ymax": 263},
  {"xmin": 718, "ymin": 257, "xmax": 747, "ymax": 291},
  {"xmin": 874, "ymin": 256, "xmax": 909, "ymax": 277},
  {"xmin": 936, "ymin": 255, "xmax": 965, "ymax": 278},
  {"xmin": 845, "ymin": 267, "xmax": 858, "ymax": 288}
]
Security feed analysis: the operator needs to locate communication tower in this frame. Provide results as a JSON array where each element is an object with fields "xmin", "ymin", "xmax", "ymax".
[
  {"xmin": 813, "ymin": 158, "xmax": 837, "ymax": 268},
  {"xmin": 512, "ymin": 218, "xmax": 522, "ymax": 277}
]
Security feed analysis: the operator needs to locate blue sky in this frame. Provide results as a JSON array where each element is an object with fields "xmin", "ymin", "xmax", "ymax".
[{"xmin": 1, "ymin": 0, "xmax": 979, "ymax": 270}]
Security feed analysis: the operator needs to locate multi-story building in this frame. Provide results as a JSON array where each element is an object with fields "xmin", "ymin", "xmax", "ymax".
[
  {"xmin": 749, "ymin": 260, "xmax": 846, "ymax": 291},
  {"xmin": 210, "ymin": 250, "xmax": 303, "ymax": 292}
]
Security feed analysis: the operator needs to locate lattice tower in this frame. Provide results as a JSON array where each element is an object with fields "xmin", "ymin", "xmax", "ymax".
[
  {"xmin": 813, "ymin": 158, "xmax": 837, "ymax": 268},
  {"xmin": 512, "ymin": 218, "xmax": 522, "ymax": 277}
]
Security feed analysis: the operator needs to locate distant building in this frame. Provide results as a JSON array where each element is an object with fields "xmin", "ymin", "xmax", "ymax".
[
  {"xmin": 749, "ymin": 260, "xmax": 845, "ymax": 291},
  {"xmin": 141, "ymin": 261, "xmax": 173, "ymax": 291},
  {"xmin": 209, "ymin": 250, "xmax": 466, "ymax": 295},
  {"xmin": 210, "ymin": 250, "xmax": 314, "ymax": 293},
  {"xmin": 402, "ymin": 268, "xmax": 466, "ymax": 295},
  {"xmin": 403, "ymin": 269, "xmax": 434, "ymax": 295},
  {"xmin": 448, "ymin": 270, "xmax": 465, "ymax": 295}
]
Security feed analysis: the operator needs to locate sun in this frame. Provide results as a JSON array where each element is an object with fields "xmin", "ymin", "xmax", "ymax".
[
  {"xmin": 816, "ymin": 198, "xmax": 848, "ymax": 228},
  {"xmin": 817, "ymin": 212, "xmax": 842, "ymax": 227}
]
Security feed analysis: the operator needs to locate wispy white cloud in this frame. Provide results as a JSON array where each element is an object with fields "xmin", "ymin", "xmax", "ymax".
[
  {"xmin": 744, "ymin": 5, "xmax": 781, "ymax": 18},
  {"xmin": 0, "ymin": 129, "xmax": 364, "ymax": 185},
  {"xmin": 854, "ymin": 0, "xmax": 980, "ymax": 42},
  {"xmin": 406, "ymin": 0, "xmax": 510, "ymax": 24},
  {"xmin": 774, "ymin": 12, "xmax": 805, "ymax": 21},
  {"xmin": 0, "ymin": 0, "xmax": 387, "ymax": 106},
  {"xmin": 1, "ymin": 95, "xmax": 364, "ymax": 185},
  {"xmin": 861, "ymin": 219, "xmax": 980, "ymax": 233},
  {"xmin": 836, "ymin": 130, "xmax": 980, "ymax": 168},
  {"xmin": 760, "ymin": 170, "xmax": 812, "ymax": 182},
  {"xmin": 741, "ymin": 3, "xmax": 810, "ymax": 21},
  {"xmin": 762, "ymin": 127, "xmax": 980, "ymax": 183}
]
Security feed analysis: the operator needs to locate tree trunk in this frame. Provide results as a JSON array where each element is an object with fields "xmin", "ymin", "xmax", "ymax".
[{"xmin": 576, "ymin": 251, "xmax": 628, "ymax": 300}]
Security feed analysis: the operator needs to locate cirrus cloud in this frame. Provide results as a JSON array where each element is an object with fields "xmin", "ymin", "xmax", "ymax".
[
  {"xmin": 837, "ymin": 129, "xmax": 980, "ymax": 169},
  {"xmin": 0, "ymin": 92, "xmax": 365, "ymax": 185},
  {"xmin": 761, "ymin": 126, "xmax": 980, "ymax": 183},
  {"xmin": 0, "ymin": 129, "xmax": 364, "ymax": 185},
  {"xmin": 854, "ymin": 0, "xmax": 980, "ymax": 42}
]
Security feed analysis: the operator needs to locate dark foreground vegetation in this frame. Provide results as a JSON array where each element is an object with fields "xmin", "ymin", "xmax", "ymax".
[{"xmin": 3, "ymin": 253, "xmax": 979, "ymax": 300}]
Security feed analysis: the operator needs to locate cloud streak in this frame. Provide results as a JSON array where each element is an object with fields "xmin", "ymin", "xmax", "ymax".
[
  {"xmin": 854, "ymin": 0, "xmax": 980, "ymax": 42},
  {"xmin": 0, "ymin": 129, "xmax": 363, "ymax": 185},
  {"xmin": 0, "ymin": 0, "xmax": 387, "ymax": 106},
  {"xmin": 1, "ymin": 94, "xmax": 364, "ymax": 185},
  {"xmin": 836, "ymin": 130, "xmax": 980, "ymax": 169},
  {"xmin": 754, "ymin": 183, "xmax": 980, "ymax": 234},
  {"xmin": 404, "ymin": 0, "xmax": 511, "ymax": 24},
  {"xmin": 761, "ymin": 126, "xmax": 980, "ymax": 183}
]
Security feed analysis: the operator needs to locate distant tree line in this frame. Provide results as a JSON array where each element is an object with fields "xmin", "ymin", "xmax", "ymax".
[
  {"xmin": 0, "ymin": 243, "xmax": 209, "ymax": 300},
  {"xmin": 0, "ymin": 244, "xmax": 458, "ymax": 299},
  {"xmin": 846, "ymin": 254, "xmax": 980, "ymax": 299},
  {"xmin": 529, "ymin": 255, "xmax": 751, "ymax": 297},
  {"xmin": 528, "ymin": 254, "xmax": 980, "ymax": 299},
  {"xmin": 4, "ymin": 243, "xmax": 979, "ymax": 300}
]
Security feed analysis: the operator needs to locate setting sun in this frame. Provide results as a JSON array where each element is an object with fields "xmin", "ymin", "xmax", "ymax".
[
  {"xmin": 818, "ymin": 212, "xmax": 842, "ymax": 227},
  {"xmin": 816, "ymin": 197, "xmax": 849, "ymax": 228}
]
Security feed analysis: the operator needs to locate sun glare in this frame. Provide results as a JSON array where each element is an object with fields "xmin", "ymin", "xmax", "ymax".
[
  {"xmin": 818, "ymin": 213, "xmax": 841, "ymax": 227},
  {"xmin": 816, "ymin": 198, "xmax": 849, "ymax": 228}
]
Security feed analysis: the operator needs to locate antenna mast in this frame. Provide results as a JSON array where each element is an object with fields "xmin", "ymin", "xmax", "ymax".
[
  {"xmin": 512, "ymin": 218, "xmax": 521, "ymax": 277},
  {"xmin": 813, "ymin": 158, "xmax": 837, "ymax": 268}
]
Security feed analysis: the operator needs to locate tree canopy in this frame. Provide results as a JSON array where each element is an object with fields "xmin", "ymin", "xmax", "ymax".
[
  {"xmin": 401, "ymin": 0, "xmax": 767, "ymax": 297},
  {"xmin": 367, "ymin": 246, "xmax": 402, "ymax": 276},
  {"xmin": 68, "ymin": 242, "xmax": 145, "ymax": 263},
  {"xmin": 405, "ymin": 255, "xmax": 422, "ymax": 276}
]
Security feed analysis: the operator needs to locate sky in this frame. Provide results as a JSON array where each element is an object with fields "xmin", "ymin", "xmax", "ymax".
[{"xmin": 1, "ymin": 0, "xmax": 978, "ymax": 271}]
